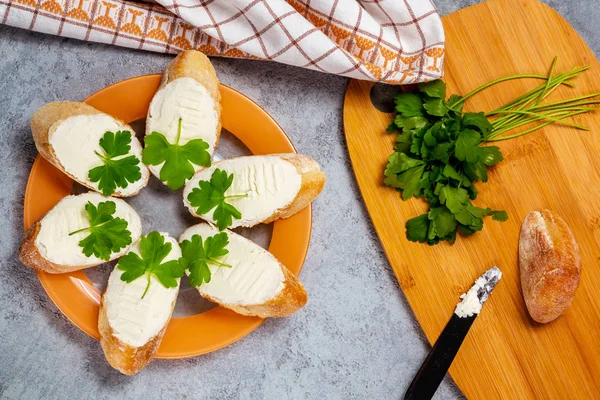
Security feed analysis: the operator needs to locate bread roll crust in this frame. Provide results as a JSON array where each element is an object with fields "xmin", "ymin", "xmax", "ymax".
[
  {"xmin": 31, "ymin": 101, "xmax": 149, "ymax": 197},
  {"xmin": 519, "ymin": 209, "xmax": 581, "ymax": 323}
]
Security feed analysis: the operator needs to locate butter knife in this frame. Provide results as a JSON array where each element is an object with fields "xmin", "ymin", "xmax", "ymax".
[{"xmin": 404, "ymin": 266, "xmax": 502, "ymax": 400}]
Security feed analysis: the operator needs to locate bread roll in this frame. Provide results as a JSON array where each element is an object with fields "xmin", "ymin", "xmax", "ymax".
[{"xmin": 518, "ymin": 209, "xmax": 581, "ymax": 323}]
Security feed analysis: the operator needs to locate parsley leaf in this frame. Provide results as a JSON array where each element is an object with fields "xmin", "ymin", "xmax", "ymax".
[
  {"xmin": 462, "ymin": 112, "xmax": 493, "ymax": 139},
  {"xmin": 142, "ymin": 118, "xmax": 211, "ymax": 190},
  {"xmin": 186, "ymin": 169, "xmax": 247, "ymax": 230},
  {"xmin": 489, "ymin": 210, "xmax": 509, "ymax": 221},
  {"xmin": 88, "ymin": 131, "xmax": 142, "ymax": 196},
  {"xmin": 394, "ymin": 92, "xmax": 425, "ymax": 117},
  {"xmin": 446, "ymin": 94, "xmax": 464, "ymax": 113},
  {"xmin": 68, "ymin": 201, "xmax": 132, "ymax": 261},
  {"xmin": 384, "ymin": 153, "xmax": 426, "ymax": 199},
  {"xmin": 429, "ymin": 206, "xmax": 457, "ymax": 239},
  {"xmin": 117, "ymin": 231, "xmax": 185, "ymax": 298},
  {"xmin": 423, "ymin": 97, "xmax": 448, "ymax": 117},
  {"xmin": 179, "ymin": 232, "xmax": 231, "ymax": 287},
  {"xmin": 481, "ymin": 146, "xmax": 503, "ymax": 166},
  {"xmin": 419, "ymin": 79, "xmax": 446, "ymax": 99},
  {"xmin": 406, "ymin": 213, "xmax": 430, "ymax": 243},
  {"xmin": 394, "ymin": 116, "xmax": 429, "ymax": 131},
  {"xmin": 439, "ymin": 185, "xmax": 470, "ymax": 214},
  {"xmin": 455, "ymin": 129, "xmax": 483, "ymax": 163}
]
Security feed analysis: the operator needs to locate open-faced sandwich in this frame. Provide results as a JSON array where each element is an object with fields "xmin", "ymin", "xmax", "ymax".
[
  {"xmin": 182, "ymin": 154, "xmax": 325, "ymax": 230},
  {"xmin": 179, "ymin": 223, "xmax": 307, "ymax": 318},
  {"xmin": 99, "ymin": 231, "xmax": 184, "ymax": 375},
  {"xmin": 31, "ymin": 101, "xmax": 150, "ymax": 197},
  {"xmin": 19, "ymin": 192, "xmax": 142, "ymax": 273},
  {"xmin": 143, "ymin": 50, "xmax": 222, "ymax": 190}
]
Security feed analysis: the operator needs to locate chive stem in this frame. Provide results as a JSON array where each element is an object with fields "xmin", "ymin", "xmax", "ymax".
[
  {"xmin": 488, "ymin": 109, "xmax": 591, "ymax": 141},
  {"xmin": 492, "ymin": 110, "xmax": 588, "ymax": 130},
  {"xmin": 446, "ymin": 74, "xmax": 566, "ymax": 109},
  {"xmin": 536, "ymin": 56, "xmax": 557, "ymax": 105}
]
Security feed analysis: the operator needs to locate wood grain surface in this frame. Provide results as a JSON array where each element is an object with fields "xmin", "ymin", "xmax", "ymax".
[{"xmin": 343, "ymin": 0, "xmax": 600, "ymax": 398}]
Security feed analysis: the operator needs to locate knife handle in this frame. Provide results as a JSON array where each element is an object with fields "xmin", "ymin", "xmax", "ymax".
[{"xmin": 404, "ymin": 315, "xmax": 475, "ymax": 400}]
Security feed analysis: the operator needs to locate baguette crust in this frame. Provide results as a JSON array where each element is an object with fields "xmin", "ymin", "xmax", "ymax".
[
  {"xmin": 519, "ymin": 209, "xmax": 581, "ymax": 323},
  {"xmin": 18, "ymin": 215, "xmax": 70, "ymax": 274},
  {"xmin": 259, "ymin": 154, "xmax": 326, "ymax": 225},
  {"xmin": 202, "ymin": 263, "xmax": 308, "ymax": 318},
  {"xmin": 98, "ymin": 296, "xmax": 175, "ymax": 375},
  {"xmin": 31, "ymin": 101, "xmax": 149, "ymax": 197},
  {"xmin": 148, "ymin": 49, "xmax": 222, "ymax": 149}
]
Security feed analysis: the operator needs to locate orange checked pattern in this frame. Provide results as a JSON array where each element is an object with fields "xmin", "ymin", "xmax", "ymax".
[{"xmin": 0, "ymin": 0, "xmax": 445, "ymax": 84}]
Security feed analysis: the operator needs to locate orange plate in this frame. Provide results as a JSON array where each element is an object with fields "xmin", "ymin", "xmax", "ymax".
[{"xmin": 23, "ymin": 75, "xmax": 311, "ymax": 359}]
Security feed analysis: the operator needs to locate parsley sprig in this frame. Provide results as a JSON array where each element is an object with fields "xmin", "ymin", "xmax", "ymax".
[
  {"xmin": 179, "ymin": 233, "xmax": 231, "ymax": 287},
  {"xmin": 88, "ymin": 131, "xmax": 141, "ymax": 196},
  {"xmin": 142, "ymin": 118, "xmax": 211, "ymax": 190},
  {"xmin": 187, "ymin": 169, "xmax": 247, "ymax": 230},
  {"xmin": 68, "ymin": 201, "xmax": 132, "ymax": 260},
  {"xmin": 117, "ymin": 231, "xmax": 186, "ymax": 298},
  {"xmin": 386, "ymin": 58, "xmax": 600, "ymax": 245}
]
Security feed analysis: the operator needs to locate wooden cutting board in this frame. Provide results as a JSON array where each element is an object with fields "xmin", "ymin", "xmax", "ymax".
[{"xmin": 344, "ymin": 0, "xmax": 600, "ymax": 398}]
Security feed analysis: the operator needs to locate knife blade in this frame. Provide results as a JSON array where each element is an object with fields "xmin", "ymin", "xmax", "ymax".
[{"xmin": 404, "ymin": 266, "xmax": 502, "ymax": 400}]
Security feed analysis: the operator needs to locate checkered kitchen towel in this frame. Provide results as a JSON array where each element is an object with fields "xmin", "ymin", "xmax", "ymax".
[{"xmin": 0, "ymin": 0, "xmax": 445, "ymax": 84}]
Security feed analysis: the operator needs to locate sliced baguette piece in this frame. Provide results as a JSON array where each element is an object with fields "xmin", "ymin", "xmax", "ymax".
[
  {"xmin": 145, "ymin": 50, "xmax": 222, "ymax": 186},
  {"xmin": 179, "ymin": 223, "xmax": 307, "ymax": 318},
  {"xmin": 183, "ymin": 154, "xmax": 325, "ymax": 229},
  {"xmin": 519, "ymin": 209, "xmax": 582, "ymax": 323},
  {"xmin": 99, "ymin": 232, "xmax": 181, "ymax": 375},
  {"xmin": 31, "ymin": 101, "xmax": 149, "ymax": 197},
  {"xmin": 19, "ymin": 192, "xmax": 142, "ymax": 273}
]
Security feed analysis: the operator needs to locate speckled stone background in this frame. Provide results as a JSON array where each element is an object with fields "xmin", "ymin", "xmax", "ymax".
[{"xmin": 1, "ymin": 1, "xmax": 598, "ymax": 399}]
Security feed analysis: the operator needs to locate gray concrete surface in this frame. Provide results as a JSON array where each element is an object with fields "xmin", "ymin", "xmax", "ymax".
[{"xmin": 0, "ymin": 1, "xmax": 598, "ymax": 399}]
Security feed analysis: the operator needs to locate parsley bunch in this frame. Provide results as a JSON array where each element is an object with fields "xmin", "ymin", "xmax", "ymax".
[
  {"xmin": 117, "ymin": 231, "xmax": 185, "ymax": 298},
  {"xmin": 143, "ymin": 118, "xmax": 211, "ymax": 190},
  {"xmin": 386, "ymin": 58, "xmax": 600, "ymax": 245},
  {"xmin": 386, "ymin": 81, "xmax": 507, "ymax": 245},
  {"xmin": 88, "ymin": 130, "xmax": 141, "ymax": 196},
  {"xmin": 187, "ymin": 169, "xmax": 247, "ymax": 230},
  {"xmin": 179, "ymin": 232, "xmax": 231, "ymax": 287},
  {"xmin": 69, "ymin": 201, "xmax": 132, "ymax": 260}
]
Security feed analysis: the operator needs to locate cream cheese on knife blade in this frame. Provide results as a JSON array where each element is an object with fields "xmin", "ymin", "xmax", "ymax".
[{"xmin": 455, "ymin": 266, "xmax": 502, "ymax": 318}]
